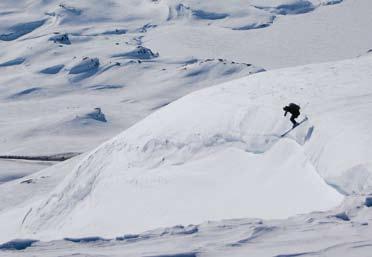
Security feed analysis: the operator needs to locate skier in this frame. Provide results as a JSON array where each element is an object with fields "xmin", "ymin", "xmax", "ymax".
[{"xmin": 283, "ymin": 103, "xmax": 301, "ymax": 128}]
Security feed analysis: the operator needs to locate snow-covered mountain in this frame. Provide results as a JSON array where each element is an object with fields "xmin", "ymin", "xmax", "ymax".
[{"xmin": 1, "ymin": 0, "xmax": 372, "ymax": 256}]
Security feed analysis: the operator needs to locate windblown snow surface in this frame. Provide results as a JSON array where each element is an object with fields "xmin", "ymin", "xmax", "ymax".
[
  {"xmin": 2, "ymin": 53, "xmax": 372, "ymax": 256},
  {"xmin": 1, "ymin": 0, "xmax": 372, "ymax": 256},
  {"xmin": 0, "ymin": 0, "xmax": 371, "ymax": 159}
]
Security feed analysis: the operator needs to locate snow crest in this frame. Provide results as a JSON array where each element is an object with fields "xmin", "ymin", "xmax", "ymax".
[{"xmin": 25, "ymin": 55, "xmax": 372, "ymax": 239}]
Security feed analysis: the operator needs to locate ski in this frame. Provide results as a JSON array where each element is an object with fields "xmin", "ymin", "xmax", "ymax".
[{"xmin": 280, "ymin": 116, "xmax": 308, "ymax": 137}]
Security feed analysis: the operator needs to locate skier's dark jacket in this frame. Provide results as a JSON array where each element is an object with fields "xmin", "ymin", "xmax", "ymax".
[{"xmin": 283, "ymin": 103, "xmax": 300, "ymax": 117}]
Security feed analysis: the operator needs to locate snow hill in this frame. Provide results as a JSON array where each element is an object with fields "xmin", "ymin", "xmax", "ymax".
[{"xmin": 1, "ymin": 53, "xmax": 372, "ymax": 242}]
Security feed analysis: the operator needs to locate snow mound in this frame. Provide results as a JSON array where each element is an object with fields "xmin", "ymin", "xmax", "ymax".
[
  {"xmin": 0, "ymin": 57, "xmax": 25, "ymax": 67},
  {"xmin": 102, "ymin": 28, "xmax": 127, "ymax": 35},
  {"xmin": 0, "ymin": 239, "xmax": 38, "ymax": 250},
  {"xmin": 180, "ymin": 58, "xmax": 265, "ymax": 81},
  {"xmin": 64, "ymin": 236, "xmax": 107, "ymax": 243},
  {"xmin": 9, "ymin": 87, "xmax": 43, "ymax": 99},
  {"xmin": 75, "ymin": 108, "xmax": 107, "ymax": 123},
  {"xmin": 321, "ymin": 0, "xmax": 343, "ymax": 5},
  {"xmin": 69, "ymin": 57, "xmax": 100, "ymax": 74},
  {"xmin": 26, "ymin": 55, "xmax": 372, "ymax": 239},
  {"xmin": 167, "ymin": 4, "xmax": 193, "ymax": 20},
  {"xmin": 58, "ymin": 4, "xmax": 83, "ymax": 16},
  {"xmin": 88, "ymin": 84, "xmax": 124, "ymax": 91},
  {"xmin": 0, "ymin": 20, "xmax": 46, "ymax": 41},
  {"xmin": 229, "ymin": 15, "xmax": 276, "ymax": 31},
  {"xmin": 61, "ymin": 108, "xmax": 108, "ymax": 131},
  {"xmin": 112, "ymin": 46, "xmax": 159, "ymax": 60},
  {"xmin": 168, "ymin": 4, "xmax": 229, "ymax": 21},
  {"xmin": 49, "ymin": 33, "xmax": 71, "ymax": 45},
  {"xmin": 253, "ymin": 0, "xmax": 344, "ymax": 15},
  {"xmin": 48, "ymin": 3, "xmax": 83, "ymax": 25},
  {"xmin": 39, "ymin": 64, "xmax": 64, "ymax": 74},
  {"xmin": 192, "ymin": 9, "xmax": 229, "ymax": 20},
  {"xmin": 167, "ymin": 4, "xmax": 237, "ymax": 21},
  {"xmin": 254, "ymin": 0, "xmax": 316, "ymax": 15},
  {"xmin": 365, "ymin": 196, "xmax": 372, "ymax": 207}
]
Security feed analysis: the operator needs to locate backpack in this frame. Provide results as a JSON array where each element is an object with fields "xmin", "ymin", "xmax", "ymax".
[{"xmin": 289, "ymin": 103, "xmax": 300, "ymax": 112}]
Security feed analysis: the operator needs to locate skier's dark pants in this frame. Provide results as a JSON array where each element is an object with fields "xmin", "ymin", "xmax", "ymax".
[{"xmin": 290, "ymin": 113, "xmax": 299, "ymax": 126}]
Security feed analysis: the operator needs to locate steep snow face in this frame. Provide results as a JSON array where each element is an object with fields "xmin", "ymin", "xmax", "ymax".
[{"xmin": 19, "ymin": 54, "xmax": 372, "ymax": 240}]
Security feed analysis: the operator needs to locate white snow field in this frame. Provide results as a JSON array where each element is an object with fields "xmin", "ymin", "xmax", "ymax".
[
  {"xmin": 1, "ymin": 53, "xmax": 372, "ymax": 256},
  {"xmin": 1, "ymin": 0, "xmax": 372, "ymax": 256},
  {"xmin": 0, "ymin": 0, "xmax": 371, "ymax": 159},
  {"xmin": 146, "ymin": 0, "xmax": 372, "ymax": 69},
  {"xmin": 0, "ymin": 159, "xmax": 53, "ymax": 184}
]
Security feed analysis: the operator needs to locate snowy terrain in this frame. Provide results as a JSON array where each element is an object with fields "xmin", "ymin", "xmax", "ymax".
[
  {"xmin": 1, "ymin": 0, "xmax": 372, "ymax": 256},
  {"xmin": 2, "ymin": 53, "xmax": 372, "ymax": 256},
  {"xmin": 1, "ymin": 0, "xmax": 371, "ymax": 158}
]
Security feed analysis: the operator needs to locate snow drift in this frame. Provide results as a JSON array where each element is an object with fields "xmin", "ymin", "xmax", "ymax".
[
  {"xmin": 1, "ymin": 0, "xmax": 372, "ymax": 246},
  {"xmin": 20, "ymin": 54, "xmax": 372, "ymax": 240}
]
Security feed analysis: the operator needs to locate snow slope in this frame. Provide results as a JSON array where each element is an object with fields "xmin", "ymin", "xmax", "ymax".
[
  {"xmin": 2, "ymin": 54, "xmax": 372, "ymax": 242},
  {"xmin": 1, "ymin": 0, "xmax": 371, "ymax": 160},
  {"xmin": 0, "ymin": 0, "xmax": 372, "ymax": 255},
  {"xmin": 0, "ymin": 0, "xmax": 272, "ymax": 157}
]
